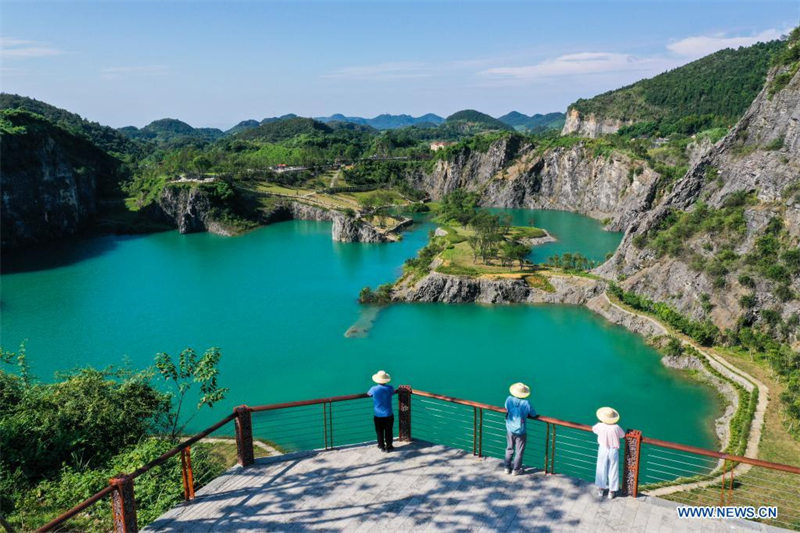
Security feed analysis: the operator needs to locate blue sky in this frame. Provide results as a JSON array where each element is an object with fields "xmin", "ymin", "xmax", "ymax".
[{"xmin": 1, "ymin": 1, "xmax": 797, "ymax": 129}]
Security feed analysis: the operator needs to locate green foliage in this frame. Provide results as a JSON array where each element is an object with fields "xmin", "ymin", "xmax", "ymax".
[
  {"xmin": 444, "ymin": 109, "xmax": 513, "ymax": 131},
  {"xmin": 155, "ymin": 347, "xmax": 229, "ymax": 438},
  {"xmin": 435, "ymin": 264, "xmax": 480, "ymax": 277},
  {"xmin": 467, "ymin": 211, "xmax": 509, "ymax": 264},
  {"xmin": 358, "ymin": 283, "xmax": 394, "ymax": 304},
  {"xmin": 570, "ymin": 40, "xmax": 782, "ymax": 130},
  {"xmin": 0, "ymin": 93, "xmax": 142, "ymax": 157},
  {"xmin": 644, "ymin": 198, "xmax": 751, "ymax": 259},
  {"xmin": 608, "ymin": 284, "xmax": 720, "ymax": 346},
  {"xmin": 545, "ymin": 253, "xmax": 596, "ymax": 272},
  {"xmin": 437, "ymin": 188, "xmax": 480, "ymax": 226},
  {"xmin": 11, "ymin": 438, "xmax": 228, "ymax": 531}
]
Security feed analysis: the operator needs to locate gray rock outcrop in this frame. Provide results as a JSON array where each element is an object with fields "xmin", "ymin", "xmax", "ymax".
[
  {"xmin": 413, "ymin": 139, "xmax": 660, "ymax": 231},
  {"xmin": 561, "ymin": 108, "xmax": 633, "ymax": 138},
  {"xmin": 597, "ymin": 66, "xmax": 800, "ymax": 337}
]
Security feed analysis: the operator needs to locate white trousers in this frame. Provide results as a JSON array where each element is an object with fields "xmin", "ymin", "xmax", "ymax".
[{"xmin": 595, "ymin": 445, "xmax": 620, "ymax": 491}]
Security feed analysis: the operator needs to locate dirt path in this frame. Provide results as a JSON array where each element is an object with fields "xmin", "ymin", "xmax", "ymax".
[{"xmin": 600, "ymin": 293, "xmax": 770, "ymax": 496}]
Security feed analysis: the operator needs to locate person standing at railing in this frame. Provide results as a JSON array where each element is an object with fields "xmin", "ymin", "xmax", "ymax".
[
  {"xmin": 504, "ymin": 382, "xmax": 535, "ymax": 475},
  {"xmin": 593, "ymin": 406, "xmax": 626, "ymax": 500},
  {"xmin": 368, "ymin": 370, "xmax": 395, "ymax": 452}
]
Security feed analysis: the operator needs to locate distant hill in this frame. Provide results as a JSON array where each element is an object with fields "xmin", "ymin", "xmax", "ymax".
[
  {"xmin": 226, "ymin": 119, "xmax": 260, "ymax": 135},
  {"xmin": 445, "ymin": 110, "xmax": 513, "ymax": 131},
  {"xmin": 236, "ymin": 116, "xmax": 333, "ymax": 142},
  {"xmin": 120, "ymin": 118, "xmax": 224, "ymax": 146},
  {"xmin": 316, "ymin": 113, "xmax": 444, "ymax": 130},
  {"xmin": 497, "ymin": 111, "xmax": 566, "ymax": 132},
  {"xmin": 0, "ymin": 93, "xmax": 140, "ymax": 156},
  {"xmin": 565, "ymin": 39, "xmax": 783, "ymax": 136}
]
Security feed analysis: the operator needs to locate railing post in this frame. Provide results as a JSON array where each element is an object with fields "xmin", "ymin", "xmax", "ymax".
[
  {"xmin": 181, "ymin": 447, "xmax": 195, "ymax": 501},
  {"xmin": 623, "ymin": 429, "xmax": 642, "ymax": 498},
  {"xmin": 109, "ymin": 476, "xmax": 137, "ymax": 533},
  {"xmin": 397, "ymin": 385, "xmax": 412, "ymax": 442},
  {"xmin": 234, "ymin": 405, "xmax": 255, "ymax": 467}
]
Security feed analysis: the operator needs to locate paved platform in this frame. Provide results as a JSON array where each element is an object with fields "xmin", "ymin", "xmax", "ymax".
[{"xmin": 145, "ymin": 441, "xmax": 785, "ymax": 532}]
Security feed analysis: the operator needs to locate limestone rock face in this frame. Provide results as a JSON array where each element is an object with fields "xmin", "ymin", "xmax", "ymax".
[
  {"xmin": 561, "ymin": 108, "xmax": 632, "ymax": 138},
  {"xmin": 0, "ymin": 119, "xmax": 117, "ymax": 248},
  {"xmin": 393, "ymin": 272, "xmax": 603, "ymax": 305},
  {"xmin": 284, "ymin": 202, "xmax": 390, "ymax": 243},
  {"xmin": 413, "ymin": 138, "xmax": 660, "ymax": 231},
  {"xmin": 598, "ymin": 66, "xmax": 800, "ymax": 339}
]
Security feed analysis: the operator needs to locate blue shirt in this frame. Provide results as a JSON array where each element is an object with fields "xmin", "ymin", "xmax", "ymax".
[
  {"xmin": 367, "ymin": 384, "xmax": 395, "ymax": 417},
  {"xmin": 505, "ymin": 396, "xmax": 535, "ymax": 435}
]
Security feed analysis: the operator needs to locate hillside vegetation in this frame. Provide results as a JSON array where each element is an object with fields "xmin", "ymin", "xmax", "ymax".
[{"xmin": 569, "ymin": 40, "xmax": 783, "ymax": 136}]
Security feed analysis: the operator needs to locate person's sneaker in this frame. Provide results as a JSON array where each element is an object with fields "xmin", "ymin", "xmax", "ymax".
[
  {"xmin": 512, "ymin": 469, "xmax": 522, "ymax": 476},
  {"xmin": 386, "ymin": 446, "xmax": 394, "ymax": 452},
  {"xmin": 608, "ymin": 491, "xmax": 616, "ymax": 500},
  {"xmin": 596, "ymin": 488, "xmax": 605, "ymax": 498},
  {"xmin": 505, "ymin": 467, "xmax": 512, "ymax": 474},
  {"xmin": 377, "ymin": 445, "xmax": 385, "ymax": 451},
  {"xmin": 381, "ymin": 448, "xmax": 388, "ymax": 453}
]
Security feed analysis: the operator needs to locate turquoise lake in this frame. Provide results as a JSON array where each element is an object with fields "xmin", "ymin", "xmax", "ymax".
[{"xmin": 0, "ymin": 210, "xmax": 719, "ymax": 456}]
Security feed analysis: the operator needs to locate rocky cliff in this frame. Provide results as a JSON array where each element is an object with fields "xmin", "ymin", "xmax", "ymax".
[
  {"xmin": 285, "ymin": 202, "xmax": 392, "ymax": 243},
  {"xmin": 414, "ymin": 136, "xmax": 660, "ymax": 231},
  {"xmin": 0, "ymin": 111, "xmax": 122, "ymax": 248},
  {"xmin": 598, "ymin": 66, "xmax": 800, "ymax": 340},
  {"xmin": 145, "ymin": 184, "xmax": 238, "ymax": 236},
  {"xmin": 560, "ymin": 109, "xmax": 632, "ymax": 138}
]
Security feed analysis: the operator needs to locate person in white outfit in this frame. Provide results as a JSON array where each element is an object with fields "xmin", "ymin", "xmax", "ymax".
[{"xmin": 592, "ymin": 406, "xmax": 626, "ymax": 499}]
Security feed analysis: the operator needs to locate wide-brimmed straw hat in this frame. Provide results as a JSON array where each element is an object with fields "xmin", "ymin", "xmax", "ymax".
[
  {"xmin": 372, "ymin": 370, "xmax": 391, "ymax": 384},
  {"xmin": 509, "ymin": 382, "xmax": 531, "ymax": 399},
  {"xmin": 596, "ymin": 406, "xmax": 620, "ymax": 425}
]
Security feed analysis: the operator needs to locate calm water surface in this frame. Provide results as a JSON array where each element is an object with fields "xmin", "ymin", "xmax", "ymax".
[{"xmin": 0, "ymin": 211, "xmax": 717, "ymax": 452}]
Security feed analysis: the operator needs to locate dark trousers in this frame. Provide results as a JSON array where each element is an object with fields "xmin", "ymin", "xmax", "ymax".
[{"xmin": 374, "ymin": 415, "xmax": 394, "ymax": 449}]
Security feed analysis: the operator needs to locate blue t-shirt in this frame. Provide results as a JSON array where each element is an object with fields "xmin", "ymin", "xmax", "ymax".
[
  {"xmin": 505, "ymin": 396, "xmax": 535, "ymax": 435},
  {"xmin": 368, "ymin": 384, "xmax": 395, "ymax": 417}
]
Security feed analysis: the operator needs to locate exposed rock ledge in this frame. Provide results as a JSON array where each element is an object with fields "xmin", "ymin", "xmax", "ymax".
[
  {"xmin": 147, "ymin": 188, "xmax": 403, "ymax": 243},
  {"xmin": 393, "ymin": 272, "xmax": 603, "ymax": 305},
  {"xmin": 284, "ymin": 202, "xmax": 401, "ymax": 243}
]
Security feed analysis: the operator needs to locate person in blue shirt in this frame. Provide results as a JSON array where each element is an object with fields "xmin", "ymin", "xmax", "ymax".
[
  {"xmin": 367, "ymin": 370, "xmax": 395, "ymax": 452},
  {"xmin": 505, "ymin": 382, "xmax": 535, "ymax": 475}
]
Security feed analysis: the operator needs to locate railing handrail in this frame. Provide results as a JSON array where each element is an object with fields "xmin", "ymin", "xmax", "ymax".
[
  {"xmin": 249, "ymin": 392, "xmax": 369, "ymax": 412},
  {"xmin": 641, "ymin": 436, "xmax": 800, "ymax": 474},
  {"xmin": 35, "ymin": 387, "xmax": 800, "ymax": 531},
  {"xmin": 411, "ymin": 388, "xmax": 800, "ymax": 473}
]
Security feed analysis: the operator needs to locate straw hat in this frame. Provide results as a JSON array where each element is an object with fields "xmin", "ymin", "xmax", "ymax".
[
  {"xmin": 509, "ymin": 382, "xmax": 531, "ymax": 399},
  {"xmin": 372, "ymin": 370, "xmax": 391, "ymax": 384},
  {"xmin": 596, "ymin": 406, "xmax": 620, "ymax": 425}
]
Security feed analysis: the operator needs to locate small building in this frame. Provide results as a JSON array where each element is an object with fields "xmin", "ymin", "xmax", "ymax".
[{"xmin": 430, "ymin": 141, "xmax": 455, "ymax": 151}]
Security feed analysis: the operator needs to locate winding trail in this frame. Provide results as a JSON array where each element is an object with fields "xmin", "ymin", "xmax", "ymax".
[{"xmin": 599, "ymin": 292, "xmax": 770, "ymax": 496}]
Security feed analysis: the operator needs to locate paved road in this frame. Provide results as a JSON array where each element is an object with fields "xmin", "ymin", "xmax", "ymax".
[{"xmin": 145, "ymin": 441, "xmax": 786, "ymax": 532}]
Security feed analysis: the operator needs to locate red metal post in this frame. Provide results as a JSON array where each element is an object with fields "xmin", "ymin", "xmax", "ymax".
[
  {"xmin": 234, "ymin": 405, "xmax": 255, "ymax": 467},
  {"xmin": 544, "ymin": 423, "xmax": 551, "ymax": 473},
  {"xmin": 398, "ymin": 385, "xmax": 412, "ymax": 442},
  {"xmin": 623, "ymin": 430, "xmax": 642, "ymax": 497},
  {"xmin": 181, "ymin": 447, "xmax": 195, "ymax": 501},
  {"xmin": 110, "ymin": 476, "xmax": 137, "ymax": 533}
]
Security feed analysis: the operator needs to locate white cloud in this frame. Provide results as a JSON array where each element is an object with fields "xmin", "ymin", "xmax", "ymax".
[
  {"xmin": 322, "ymin": 62, "xmax": 434, "ymax": 80},
  {"xmin": 480, "ymin": 52, "xmax": 677, "ymax": 81},
  {"xmin": 0, "ymin": 37, "xmax": 65, "ymax": 58},
  {"xmin": 667, "ymin": 28, "xmax": 786, "ymax": 58},
  {"xmin": 101, "ymin": 65, "xmax": 169, "ymax": 80}
]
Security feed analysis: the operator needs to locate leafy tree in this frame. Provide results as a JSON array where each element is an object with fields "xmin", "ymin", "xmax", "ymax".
[{"xmin": 155, "ymin": 347, "xmax": 229, "ymax": 439}]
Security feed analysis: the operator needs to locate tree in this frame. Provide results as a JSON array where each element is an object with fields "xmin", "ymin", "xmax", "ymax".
[
  {"xmin": 440, "ymin": 188, "xmax": 478, "ymax": 226},
  {"xmin": 502, "ymin": 242, "xmax": 531, "ymax": 270},
  {"xmin": 155, "ymin": 347, "xmax": 229, "ymax": 439},
  {"xmin": 468, "ymin": 211, "xmax": 504, "ymax": 263}
]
